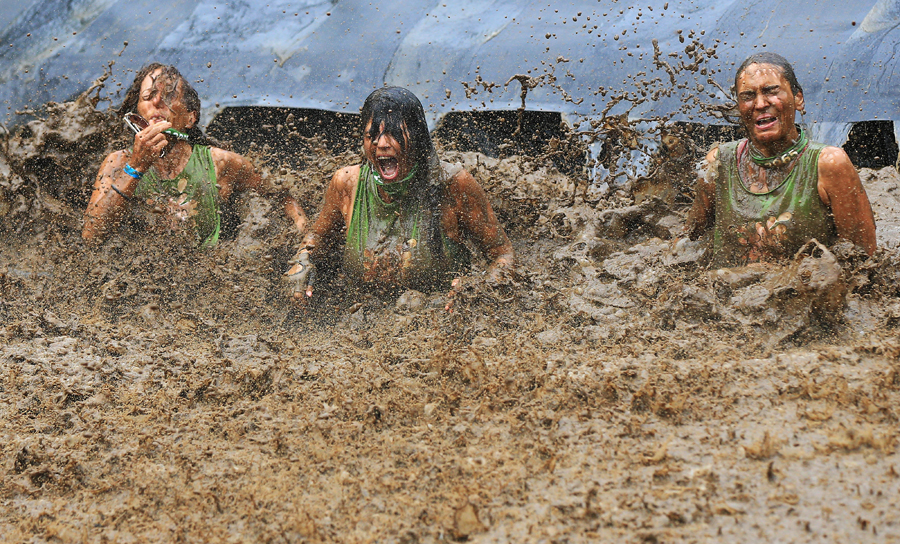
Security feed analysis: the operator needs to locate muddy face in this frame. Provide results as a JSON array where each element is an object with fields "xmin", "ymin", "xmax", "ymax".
[
  {"xmin": 735, "ymin": 63, "xmax": 804, "ymax": 156},
  {"xmin": 136, "ymin": 68, "xmax": 197, "ymax": 132},
  {"xmin": 363, "ymin": 119, "xmax": 412, "ymax": 182}
]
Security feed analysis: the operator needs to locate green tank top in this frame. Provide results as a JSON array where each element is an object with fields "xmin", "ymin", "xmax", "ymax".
[
  {"xmin": 344, "ymin": 163, "xmax": 471, "ymax": 290},
  {"xmin": 134, "ymin": 145, "xmax": 221, "ymax": 248},
  {"xmin": 713, "ymin": 140, "xmax": 835, "ymax": 266}
]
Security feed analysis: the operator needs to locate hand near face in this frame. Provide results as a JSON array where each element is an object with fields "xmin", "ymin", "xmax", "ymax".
[
  {"xmin": 129, "ymin": 67, "xmax": 198, "ymax": 172},
  {"xmin": 130, "ymin": 120, "xmax": 173, "ymax": 172}
]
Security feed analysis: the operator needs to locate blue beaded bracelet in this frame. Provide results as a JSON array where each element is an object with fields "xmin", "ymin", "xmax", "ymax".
[{"xmin": 123, "ymin": 163, "xmax": 144, "ymax": 179}]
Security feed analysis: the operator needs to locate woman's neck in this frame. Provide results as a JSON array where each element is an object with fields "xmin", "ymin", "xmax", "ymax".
[{"xmin": 751, "ymin": 128, "xmax": 800, "ymax": 158}]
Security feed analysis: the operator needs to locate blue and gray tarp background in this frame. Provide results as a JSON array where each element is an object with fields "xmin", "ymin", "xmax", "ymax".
[{"xmin": 0, "ymin": 0, "xmax": 897, "ymax": 147}]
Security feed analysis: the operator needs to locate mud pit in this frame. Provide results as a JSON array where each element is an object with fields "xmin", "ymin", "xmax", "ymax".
[{"xmin": 2, "ymin": 89, "xmax": 900, "ymax": 543}]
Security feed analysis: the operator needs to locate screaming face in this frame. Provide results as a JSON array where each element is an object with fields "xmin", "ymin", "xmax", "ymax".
[{"xmin": 363, "ymin": 120, "xmax": 413, "ymax": 182}]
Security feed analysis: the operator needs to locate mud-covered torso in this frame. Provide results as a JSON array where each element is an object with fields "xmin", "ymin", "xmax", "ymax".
[
  {"xmin": 129, "ymin": 145, "xmax": 221, "ymax": 247},
  {"xmin": 343, "ymin": 162, "xmax": 471, "ymax": 291},
  {"xmin": 713, "ymin": 140, "xmax": 836, "ymax": 267}
]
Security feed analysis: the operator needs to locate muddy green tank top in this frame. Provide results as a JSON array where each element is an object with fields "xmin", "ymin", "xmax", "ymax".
[
  {"xmin": 344, "ymin": 163, "xmax": 471, "ymax": 290},
  {"xmin": 134, "ymin": 145, "xmax": 220, "ymax": 248},
  {"xmin": 713, "ymin": 140, "xmax": 835, "ymax": 267}
]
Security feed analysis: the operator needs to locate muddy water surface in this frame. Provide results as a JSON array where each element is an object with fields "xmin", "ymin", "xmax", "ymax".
[{"xmin": 1, "ymin": 92, "xmax": 899, "ymax": 543}]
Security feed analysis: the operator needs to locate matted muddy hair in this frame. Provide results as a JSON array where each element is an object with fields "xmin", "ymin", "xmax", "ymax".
[
  {"xmin": 117, "ymin": 63, "xmax": 211, "ymax": 145},
  {"xmin": 360, "ymin": 86, "xmax": 445, "ymax": 261},
  {"xmin": 733, "ymin": 52, "xmax": 803, "ymax": 96}
]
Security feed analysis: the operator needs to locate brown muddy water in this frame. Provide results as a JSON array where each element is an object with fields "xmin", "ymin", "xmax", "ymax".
[{"xmin": 1, "ymin": 88, "xmax": 900, "ymax": 543}]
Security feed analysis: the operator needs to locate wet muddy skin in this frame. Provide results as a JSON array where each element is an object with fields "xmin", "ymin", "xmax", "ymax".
[{"xmin": 1, "ymin": 89, "xmax": 900, "ymax": 543}]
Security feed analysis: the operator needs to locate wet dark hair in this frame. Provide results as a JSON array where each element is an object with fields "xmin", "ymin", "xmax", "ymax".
[
  {"xmin": 360, "ymin": 86, "xmax": 435, "ymax": 174},
  {"xmin": 733, "ymin": 52, "xmax": 803, "ymax": 96},
  {"xmin": 360, "ymin": 87, "xmax": 446, "ymax": 260},
  {"xmin": 117, "ymin": 63, "xmax": 211, "ymax": 145}
]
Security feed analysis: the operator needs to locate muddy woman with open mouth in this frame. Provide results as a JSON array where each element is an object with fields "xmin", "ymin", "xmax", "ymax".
[
  {"xmin": 286, "ymin": 86, "xmax": 514, "ymax": 300},
  {"xmin": 685, "ymin": 52, "xmax": 876, "ymax": 265},
  {"xmin": 83, "ymin": 63, "xmax": 307, "ymax": 246}
]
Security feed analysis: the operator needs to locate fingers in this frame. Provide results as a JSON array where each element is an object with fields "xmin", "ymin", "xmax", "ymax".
[
  {"xmin": 305, "ymin": 261, "xmax": 316, "ymax": 288},
  {"xmin": 292, "ymin": 286, "xmax": 313, "ymax": 301},
  {"xmin": 145, "ymin": 119, "xmax": 172, "ymax": 136},
  {"xmin": 131, "ymin": 121, "xmax": 172, "ymax": 169},
  {"xmin": 285, "ymin": 252, "xmax": 315, "ymax": 301},
  {"xmin": 288, "ymin": 273, "xmax": 312, "ymax": 302},
  {"xmin": 285, "ymin": 263, "xmax": 309, "ymax": 293},
  {"xmin": 445, "ymin": 277, "xmax": 461, "ymax": 312}
]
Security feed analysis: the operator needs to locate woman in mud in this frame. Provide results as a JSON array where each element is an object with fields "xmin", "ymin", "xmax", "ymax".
[
  {"xmin": 684, "ymin": 52, "xmax": 876, "ymax": 265},
  {"xmin": 286, "ymin": 86, "xmax": 513, "ymax": 299},
  {"xmin": 82, "ymin": 63, "xmax": 307, "ymax": 246}
]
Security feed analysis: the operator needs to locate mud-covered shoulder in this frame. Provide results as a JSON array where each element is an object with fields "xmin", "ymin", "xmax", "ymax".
[
  {"xmin": 817, "ymin": 145, "xmax": 855, "ymax": 174},
  {"xmin": 329, "ymin": 164, "xmax": 361, "ymax": 202},
  {"xmin": 444, "ymin": 167, "xmax": 484, "ymax": 202},
  {"xmin": 333, "ymin": 164, "xmax": 360, "ymax": 187},
  {"xmin": 208, "ymin": 146, "xmax": 253, "ymax": 181}
]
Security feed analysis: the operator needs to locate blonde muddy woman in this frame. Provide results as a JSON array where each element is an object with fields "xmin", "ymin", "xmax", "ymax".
[
  {"xmin": 83, "ymin": 63, "xmax": 306, "ymax": 246},
  {"xmin": 286, "ymin": 86, "xmax": 513, "ymax": 301},
  {"xmin": 684, "ymin": 52, "xmax": 876, "ymax": 266}
]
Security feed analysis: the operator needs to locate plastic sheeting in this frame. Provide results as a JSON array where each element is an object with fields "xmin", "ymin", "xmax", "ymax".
[{"xmin": 0, "ymin": 0, "xmax": 896, "ymax": 146}]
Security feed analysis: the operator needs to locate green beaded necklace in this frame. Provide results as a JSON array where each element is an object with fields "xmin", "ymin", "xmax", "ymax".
[{"xmin": 748, "ymin": 127, "xmax": 809, "ymax": 169}]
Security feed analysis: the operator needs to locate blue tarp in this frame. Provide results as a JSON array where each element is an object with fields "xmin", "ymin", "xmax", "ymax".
[{"xmin": 0, "ymin": 0, "xmax": 896, "ymax": 145}]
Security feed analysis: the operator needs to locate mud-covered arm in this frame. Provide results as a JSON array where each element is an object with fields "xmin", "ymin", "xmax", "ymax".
[
  {"xmin": 82, "ymin": 151, "xmax": 139, "ymax": 243},
  {"xmin": 817, "ymin": 146, "xmax": 876, "ymax": 255},
  {"xmin": 83, "ymin": 121, "xmax": 174, "ymax": 243},
  {"xmin": 217, "ymin": 149, "xmax": 307, "ymax": 233},
  {"xmin": 299, "ymin": 167, "xmax": 355, "ymax": 257},
  {"xmin": 449, "ymin": 170, "xmax": 514, "ymax": 278},
  {"xmin": 684, "ymin": 147, "xmax": 718, "ymax": 239},
  {"xmin": 285, "ymin": 167, "xmax": 355, "ymax": 300}
]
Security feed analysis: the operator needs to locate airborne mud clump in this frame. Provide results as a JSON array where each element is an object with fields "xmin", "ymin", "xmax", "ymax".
[{"xmin": 2, "ymin": 81, "xmax": 900, "ymax": 543}]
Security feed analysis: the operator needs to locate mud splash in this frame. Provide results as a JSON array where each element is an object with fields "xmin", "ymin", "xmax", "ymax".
[{"xmin": 2, "ymin": 82, "xmax": 900, "ymax": 543}]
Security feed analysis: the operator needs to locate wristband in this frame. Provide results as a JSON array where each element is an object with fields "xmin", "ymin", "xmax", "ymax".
[{"xmin": 123, "ymin": 163, "xmax": 144, "ymax": 179}]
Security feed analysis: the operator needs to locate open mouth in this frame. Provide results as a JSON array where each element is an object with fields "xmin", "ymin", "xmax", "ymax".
[
  {"xmin": 376, "ymin": 156, "xmax": 400, "ymax": 181},
  {"xmin": 755, "ymin": 115, "xmax": 777, "ymax": 130}
]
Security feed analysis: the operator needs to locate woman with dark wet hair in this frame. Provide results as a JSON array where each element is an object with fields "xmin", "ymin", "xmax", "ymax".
[
  {"xmin": 286, "ymin": 86, "xmax": 513, "ymax": 298},
  {"xmin": 685, "ymin": 52, "xmax": 875, "ymax": 265},
  {"xmin": 83, "ymin": 63, "xmax": 306, "ymax": 246}
]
